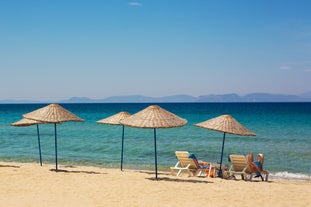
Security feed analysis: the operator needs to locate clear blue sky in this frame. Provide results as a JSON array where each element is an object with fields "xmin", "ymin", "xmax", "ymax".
[{"xmin": 0, "ymin": 0, "xmax": 310, "ymax": 101}]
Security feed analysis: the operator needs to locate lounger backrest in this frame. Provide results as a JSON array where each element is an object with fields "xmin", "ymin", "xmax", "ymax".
[
  {"xmin": 230, "ymin": 154, "xmax": 251, "ymax": 172},
  {"xmin": 175, "ymin": 151, "xmax": 198, "ymax": 170}
]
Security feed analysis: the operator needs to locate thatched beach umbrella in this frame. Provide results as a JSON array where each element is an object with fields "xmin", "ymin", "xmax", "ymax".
[
  {"xmin": 97, "ymin": 111, "xmax": 131, "ymax": 171},
  {"xmin": 11, "ymin": 118, "xmax": 44, "ymax": 166},
  {"xmin": 194, "ymin": 114, "xmax": 256, "ymax": 177},
  {"xmin": 23, "ymin": 104, "xmax": 84, "ymax": 171},
  {"xmin": 120, "ymin": 105, "xmax": 187, "ymax": 179}
]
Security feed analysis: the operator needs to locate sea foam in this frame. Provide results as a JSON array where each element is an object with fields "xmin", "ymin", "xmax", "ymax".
[{"xmin": 271, "ymin": 171, "xmax": 311, "ymax": 181}]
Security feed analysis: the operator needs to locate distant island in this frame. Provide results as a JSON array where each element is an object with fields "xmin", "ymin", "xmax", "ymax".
[{"xmin": 1, "ymin": 92, "xmax": 311, "ymax": 103}]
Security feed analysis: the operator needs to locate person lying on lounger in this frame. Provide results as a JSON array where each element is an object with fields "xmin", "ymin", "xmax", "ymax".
[{"xmin": 188, "ymin": 153, "xmax": 212, "ymax": 168}]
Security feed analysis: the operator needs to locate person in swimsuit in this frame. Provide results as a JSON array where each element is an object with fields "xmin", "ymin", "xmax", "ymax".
[{"xmin": 247, "ymin": 153, "xmax": 264, "ymax": 179}]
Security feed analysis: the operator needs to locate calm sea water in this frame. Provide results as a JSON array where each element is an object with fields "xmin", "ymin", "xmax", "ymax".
[{"xmin": 0, "ymin": 103, "xmax": 310, "ymax": 180}]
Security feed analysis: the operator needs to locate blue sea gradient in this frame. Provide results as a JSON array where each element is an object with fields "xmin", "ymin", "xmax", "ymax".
[{"xmin": 0, "ymin": 103, "xmax": 310, "ymax": 180}]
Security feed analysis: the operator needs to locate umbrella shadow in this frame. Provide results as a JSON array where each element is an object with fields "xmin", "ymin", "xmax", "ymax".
[
  {"xmin": 0, "ymin": 164, "xmax": 20, "ymax": 168},
  {"xmin": 137, "ymin": 170, "xmax": 214, "ymax": 184},
  {"xmin": 137, "ymin": 170, "xmax": 170, "ymax": 176},
  {"xmin": 146, "ymin": 176, "xmax": 214, "ymax": 184},
  {"xmin": 49, "ymin": 168, "xmax": 104, "ymax": 175}
]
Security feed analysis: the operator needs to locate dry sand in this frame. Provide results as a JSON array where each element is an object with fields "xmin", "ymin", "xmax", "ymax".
[{"xmin": 1, "ymin": 162, "xmax": 310, "ymax": 207}]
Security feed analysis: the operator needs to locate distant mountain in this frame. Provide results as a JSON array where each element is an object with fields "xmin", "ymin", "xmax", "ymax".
[
  {"xmin": 59, "ymin": 95, "xmax": 197, "ymax": 103},
  {"xmin": 155, "ymin": 95, "xmax": 197, "ymax": 102},
  {"xmin": 98, "ymin": 95, "xmax": 155, "ymax": 103},
  {"xmin": 197, "ymin": 94, "xmax": 241, "ymax": 102},
  {"xmin": 0, "ymin": 99, "xmax": 43, "ymax": 103},
  {"xmin": 62, "ymin": 97, "xmax": 97, "ymax": 103},
  {"xmin": 301, "ymin": 91, "xmax": 311, "ymax": 99},
  {"xmin": 242, "ymin": 93, "xmax": 305, "ymax": 102},
  {"xmin": 59, "ymin": 93, "xmax": 311, "ymax": 103},
  {"xmin": 197, "ymin": 93, "xmax": 310, "ymax": 102},
  {"xmin": 1, "ymin": 92, "xmax": 311, "ymax": 103}
]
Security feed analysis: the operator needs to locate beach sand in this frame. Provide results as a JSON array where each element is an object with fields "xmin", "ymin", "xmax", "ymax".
[{"xmin": 1, "ymin": 162, "xmax": 310, "ymax": 207}]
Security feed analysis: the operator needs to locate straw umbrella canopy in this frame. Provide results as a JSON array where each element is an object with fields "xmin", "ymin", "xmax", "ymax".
[
  {"xmin": 120, "ymin": 105, "xmax": 187, "ymax": 179},
  {"xmin": 97, "ymin": 111, "xmax": 131, "ymax": 171},
  {"xmin": 11, "ymin": 117, "xmax": 44, "ymax": 127},
  {"xmin": 194, "ymin": 114, "xmax": 256, "ymax": 177},
  {"xmin": 23, "ymin": 104, "xmax": 84, "ymax": 171},
  {"xmin": 11, "ymin": 118, "xmax": 45, "ymax": 166}
]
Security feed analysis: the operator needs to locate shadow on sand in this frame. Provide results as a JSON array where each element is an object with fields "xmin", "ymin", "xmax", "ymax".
[
  {"xmin": 49, "ymin": 165, "xmax": 105, "ymax": 175},
  {"xmin": 146, "ymin": 176, "xmax": 214, "ymax": 184},
  {"xmin": 0, "ymin": 164, "xmax": 20, "ymax": 168},
  {"xmin": 137, "ymin": 171, "xmax": 214, "ymax": 184}
]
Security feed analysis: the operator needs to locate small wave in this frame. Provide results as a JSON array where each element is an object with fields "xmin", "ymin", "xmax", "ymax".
[{"xmin": 271, "ymin": 171, "xmax": 311, "ymax": 181}]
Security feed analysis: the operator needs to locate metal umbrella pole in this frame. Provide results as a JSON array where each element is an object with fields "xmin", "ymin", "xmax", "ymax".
[
  {"xmin": 36, "ymin": 124, "xmax": 43, "ymax": 166},
  {"xmin": 54, "ymin": 123, "xmax": 58, "ymax": 172},
  {"xmin": 154, "ymin": 128, "xmax": 158, "ymax": 179},
  {"xmin": 218, "ymin": 132, "xmax": 226, "ymax": 177},
  {"xmin": 121, "ymin": 125, "xmax": 125, "ymax": 171}
]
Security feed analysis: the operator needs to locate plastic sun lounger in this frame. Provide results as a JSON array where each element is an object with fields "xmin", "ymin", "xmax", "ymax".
[
  {"xmin": 170, "ymin": 151, "xmax": 214, "ymax": 178},
  {"xmin": 229, "ymin": 154, "xmax": 269, "ymax": 181}
]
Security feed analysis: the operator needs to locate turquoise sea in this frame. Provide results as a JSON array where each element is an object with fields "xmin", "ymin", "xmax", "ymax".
[{"xmin": 0, "ymin": 103, "xmax": 310, "ymax": 181}]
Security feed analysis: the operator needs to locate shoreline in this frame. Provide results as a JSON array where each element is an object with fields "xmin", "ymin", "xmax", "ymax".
[
  {"xmin": 1, "ymin": 161, "xmax": 311, "ymax": 207},
  {"xmin": 1, "ymin": 159, "xmax": 310, "ymax": 182}
]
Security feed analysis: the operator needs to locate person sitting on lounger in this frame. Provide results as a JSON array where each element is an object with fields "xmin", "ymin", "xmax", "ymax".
[
  {"xmin": 255, "ymin": 153, "xmax": 264, "ymax": 169},
  {"xmin": 247, "ymin": 153, "xmax": 263, "ymax": 179}
]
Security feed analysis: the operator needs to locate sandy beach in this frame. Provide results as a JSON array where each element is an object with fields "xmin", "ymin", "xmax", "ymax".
[{"xmin": 0, "ymin": 162, "xmax": 310, "ymax": 207}]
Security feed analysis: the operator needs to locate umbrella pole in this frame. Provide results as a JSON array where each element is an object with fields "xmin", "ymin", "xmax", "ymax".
[
  {"xmin": 154, "ymin": 128, "xmax": 158, "ymax": 179},
  {"xmin": 54, "ymin": 123, "xmax": 58, "ymax": 172},
  {"xmin": 36, "ymin": 124, "xmax": 43, "ymax": 166},
  {"xmin": 121, "ymin": 125, "xmax": 125, "ymax": 171},
  {"xmin": 218, "ymin": 132, "xmax": 226, "ymax": 178}
]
